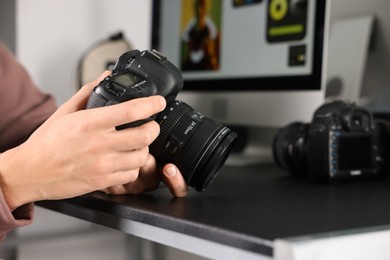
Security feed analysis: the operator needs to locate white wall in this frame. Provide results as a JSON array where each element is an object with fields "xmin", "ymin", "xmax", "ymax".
[
  {"xmin": 16, "ymin": 0, "xmax": 152, "ymax": 105},
  {"xmin": 16, "ymin": 0, "xmax": 390, "ymax": 111},
  {"xmin": 329, "ymin": 0, "xmax": 390, "ymax": 111}
]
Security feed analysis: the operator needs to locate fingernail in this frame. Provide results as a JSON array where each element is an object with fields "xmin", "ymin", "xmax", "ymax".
[{"xmin": 165, "ymin": 165, "xmax": 177, "ymax": 177}]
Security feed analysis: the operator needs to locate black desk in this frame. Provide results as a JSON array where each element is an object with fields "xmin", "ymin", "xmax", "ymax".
[{"xmin": 38, "ymin": 164, "xmax": 390, "ymax": 259}]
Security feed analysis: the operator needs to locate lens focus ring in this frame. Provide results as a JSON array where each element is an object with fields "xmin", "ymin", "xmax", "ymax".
[{"xmin": 151, "ymin": 101, "xmax": 191, "ymax": 156}]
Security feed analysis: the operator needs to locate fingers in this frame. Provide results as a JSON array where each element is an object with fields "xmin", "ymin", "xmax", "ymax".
[
  {"xmin": 73, "ymin": 70, "xmax": 112, "ymax": 108},
  {"xmin": 108, "ymin": 120, "xmax": 160, "ymax": 152},
  {"xmin": 51, "ymin": 69, "xmax": 166, "ymax": 130},
  {"xmin": 134, "ymin": 160, "xmax": 188, "ymax": 197},
  {"xmin": 108, "ymin": 146, "xmax": 150, "ymax": 173},
  {"xmin": 91, "ymin": 95, "xmax": 166, "ymax": 129},
  {"xmin": 52, "ymin": 70, "xmax": 111, "ymax": 118},
  {"xmin": 101, "ymin": 158, "xmax": 188, "ymax": 198},
  {"xmin": 162, "ymin": 164, "xmax": 188, "ymax": 197},
  {"xmin": 102, "ymin": 154, "xmax": 160, "ymax": 195},
  {"xmin": 99, "ymin": 151, "xmax": 153, "ymax": 192}
]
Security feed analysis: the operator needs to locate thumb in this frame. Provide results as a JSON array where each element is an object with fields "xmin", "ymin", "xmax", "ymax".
[
  {"xmin": 162, "ymin": 164, "xmax": 188, "ymax": 197},
  {"xmin": 52, "ymin": 70, "xmax": 111, "ymax": 118}
]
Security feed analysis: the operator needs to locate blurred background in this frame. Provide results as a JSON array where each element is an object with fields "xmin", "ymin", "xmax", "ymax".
[{"xmin": 1, "ymin": 0, "xmax": 390, "ymax": 259}]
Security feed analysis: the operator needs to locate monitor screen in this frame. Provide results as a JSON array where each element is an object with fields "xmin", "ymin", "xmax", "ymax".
[
  {"xmin": 151, "ymin": 0, "xmax": 329, "ymax": 131},
  {"xmin": 152, "ymin": 0, "xmax": 326, "ymax": 91}
]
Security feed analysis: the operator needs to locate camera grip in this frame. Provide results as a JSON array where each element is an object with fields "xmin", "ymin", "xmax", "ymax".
[
  {"xmin": 86, "ymin": 89, "xmax": 154, "ymax": 129},
  {"xmin": 86, "ymin": 90, "xmax": 110, "ymax": 109}
]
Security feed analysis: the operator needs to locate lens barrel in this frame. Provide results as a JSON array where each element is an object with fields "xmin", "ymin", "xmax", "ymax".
[
  {"xmin": 272, "ymin": 122, "xmax": 308, "ymax": 177},
  {"xmin": 150, "ymin": 101, "xmax": 237, "ymax": 191}
]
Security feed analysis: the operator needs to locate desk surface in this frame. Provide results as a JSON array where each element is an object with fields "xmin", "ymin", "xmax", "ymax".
[{"xmin": 38, "ymin": 164, "xmax": 390, "ymax": 259}]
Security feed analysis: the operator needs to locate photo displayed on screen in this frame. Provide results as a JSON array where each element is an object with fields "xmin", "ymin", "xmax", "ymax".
[
  {"xmin": 180, "ymin": 0, "xmax": 222, "ymax": 71},
  {"xmin": 159, "ymin": 0, "xmax": 316, "ymax": 82}
]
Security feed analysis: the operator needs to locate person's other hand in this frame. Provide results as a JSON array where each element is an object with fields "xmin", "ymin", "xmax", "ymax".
[
  {"xmin": 102, "ymin": 155, "xmax": 188, "ymax": 197},
  {"xmin": 0, "ymin": 71, "xmax": 168, "ymax": 210}
]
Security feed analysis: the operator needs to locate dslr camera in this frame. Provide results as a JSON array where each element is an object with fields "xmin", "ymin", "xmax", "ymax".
[
  {"xmin": 273, "ymin": 101, "xmax": 390, "ymax": 182},
  {"xmin": 86, "ymin": 49, "xmax": 237, "ymax": 191}
]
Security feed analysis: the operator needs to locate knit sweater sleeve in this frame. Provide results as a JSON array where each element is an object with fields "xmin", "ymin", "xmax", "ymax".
[
  {"xmin": 0, "ymin": 186, "xmax": 34, "ymax": 242},
  {"xmin": 0, "ymin": 44, "xmax": 57, "ymax": 152}
]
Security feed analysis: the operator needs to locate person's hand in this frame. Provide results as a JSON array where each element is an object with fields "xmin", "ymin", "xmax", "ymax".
[
  {"xmin": 0, "ymin": 71, "xmax": 169, "ymax": 211},
  {"xmin": 102, "ymin": 154, "xmax": 188, "ymax": 197}
]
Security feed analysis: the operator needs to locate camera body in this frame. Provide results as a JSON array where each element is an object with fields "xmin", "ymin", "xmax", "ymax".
[
  {"xmin": 86, "ymin": 49, "xmax": 237, "ymax": 191},
  {"xmin": 86, "ymin": 49, "xmax": 182, "ymax": 125},
  {"xmin": 273, "ymin": 101, "xmax": 390, "ymax": 182}
]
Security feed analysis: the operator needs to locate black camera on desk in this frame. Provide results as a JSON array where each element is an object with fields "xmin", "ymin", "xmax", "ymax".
[
  {"xmin": 85, "ymin": 49, "xmax": 237, "ymax": 191},
  {"xmin": 273, "ymin": 100, "xmax": 390, "ymax": 182}
]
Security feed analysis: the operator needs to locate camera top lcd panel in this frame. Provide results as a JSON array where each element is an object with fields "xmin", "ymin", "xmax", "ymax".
[{"xmin": 88, "ymin": 49, "xmax": 183, "ymax": 108}]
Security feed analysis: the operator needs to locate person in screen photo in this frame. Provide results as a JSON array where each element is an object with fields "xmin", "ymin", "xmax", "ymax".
[{"xmin": 180, "ymin": 0, "xmax": 222, "ymax": 71}]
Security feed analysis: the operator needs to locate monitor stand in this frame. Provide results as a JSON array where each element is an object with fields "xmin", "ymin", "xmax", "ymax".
[
  {"xmin": 226, "ymin": 126, "xmax": 277, "ymax": 166},
  {"xmin": 325, "ymin": 13, "xmax": 374, "ymax": 104}
]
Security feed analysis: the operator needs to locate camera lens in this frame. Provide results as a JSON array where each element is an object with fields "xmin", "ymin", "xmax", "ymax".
[
  {"xmin": 150, "ymin": 100, "xmax": 237, "ymax": 191},
  {"xmin": 272, "ymin": 122, "xmax": 308, "ymax": 177}
]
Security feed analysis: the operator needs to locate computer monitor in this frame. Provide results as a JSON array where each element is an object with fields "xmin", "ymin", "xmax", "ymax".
[{"xmin": 151, "ymin": 0, "xmax": 329, "ymax": 163}]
